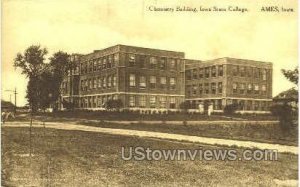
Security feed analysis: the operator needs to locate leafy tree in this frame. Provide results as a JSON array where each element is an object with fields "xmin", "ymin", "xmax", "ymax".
[
  {"xmin": 223, "ymin": 103, "xmax": 238, "ymax": 115},
  {"xmin": 14, "ymin": 45, "xmax": 48, "ymax": 112},
  {"xmin": 48, "ymin": 51, "xmax": 70, "ymax": 104},
  {"xmin": 281, "ymin": 67, "xmax": 298, "ymax": 85}
]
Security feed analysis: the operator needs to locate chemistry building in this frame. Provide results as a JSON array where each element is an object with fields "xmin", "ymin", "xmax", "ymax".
[{"xmin": 60, "ymin": 45, "xmax": 272, "ymax": 113}]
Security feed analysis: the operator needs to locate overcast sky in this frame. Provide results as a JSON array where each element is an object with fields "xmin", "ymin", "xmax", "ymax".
[{"xmin": 2, "ymin": 0, "xmax": 298, "ymax": 106}]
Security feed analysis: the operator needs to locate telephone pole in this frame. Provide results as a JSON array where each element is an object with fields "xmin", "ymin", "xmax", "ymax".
[{"xmin": 5, "ymin": 88, "xmax": 17, "ymax": 113}]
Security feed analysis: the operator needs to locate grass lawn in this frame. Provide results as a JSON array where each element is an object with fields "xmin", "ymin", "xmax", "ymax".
[{"xmin": 2, "ymin": 127, "xmax": 298, "ymax": 186}]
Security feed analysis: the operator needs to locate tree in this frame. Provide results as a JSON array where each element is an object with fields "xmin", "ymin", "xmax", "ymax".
[
  {"xmin": 281, "ymin": 67, "xmax": 298, "ymax": 85},
  {"xmin": 14, "ymin": 45, "xmax": 48, "ymax": 112}
]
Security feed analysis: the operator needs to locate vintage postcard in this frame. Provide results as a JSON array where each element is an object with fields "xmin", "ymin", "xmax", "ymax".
[{"xmin": 1, "ymin": 0, "xmax": 298, "ymax": 186}]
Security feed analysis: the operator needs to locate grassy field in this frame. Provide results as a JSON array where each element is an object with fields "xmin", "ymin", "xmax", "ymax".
[{"xmin": 2, "ymin": 127, "xmax": 298, "ymax": 186}]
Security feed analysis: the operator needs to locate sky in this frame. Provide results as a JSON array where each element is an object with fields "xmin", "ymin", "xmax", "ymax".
[{"xmin": 1, "ymin": 0, "xmax": 298, "ymax": 106}]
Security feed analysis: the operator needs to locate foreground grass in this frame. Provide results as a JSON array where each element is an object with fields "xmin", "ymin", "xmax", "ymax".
[{"xmin": 2, "ymin": 127, "xmax": 298, "ymax": 186}]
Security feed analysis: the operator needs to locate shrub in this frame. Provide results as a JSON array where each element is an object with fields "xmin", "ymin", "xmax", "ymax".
[
  {"xmin": 105, "ymin": 99, "xmax": 123, "ymax": 111},
  {"xmin": 270, "ymin": 103, "xmax": 293, "ymax": 130},
  {"xmin": 223, "ymin": 104, "xmax": 238, "ymax": 115}
]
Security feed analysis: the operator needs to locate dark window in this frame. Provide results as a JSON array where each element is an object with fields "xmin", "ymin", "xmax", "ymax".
[
  {"xmin": 211, "ymin": 83, "xmax": 216, "ymax": 94},
  {"xmin": 199, "ymin": 84, "xmax": 203, "ymax": 95},
  {"xmin": 204, "ymin": 83, "xmax": 209, "ymax": 94},
  {"xmin": 199, "ymin": 68, "xmax": 204, "ymax": 78},
  {"xmin": 233, "ymin": 65, "xmax": 238, "ymax": 76},
  {"xmin": 218, "ymin": 82, "xmax": 222, "ymax": 94},
  {"xmin": 211, "ymin": 66, "xmax": 216, "ymax": 77},
  {"xmin": 160, "ymin": 58, "xmax": 167, "ymax": 69},
  {"xmin": 150, "ymin": 57, "xmax": 157, "ymax": 69},
  {"xmin": 128, "ymin": 54, "xmax": 135, "ymax": 67},
  {"xmin": 218, "ymin": 65, "xmax": 223, "ymax": 76},
  {"xmin": 193, "ymin": 69, "xmax": 198, "ymax": 79},
  {"xmin": 205, "ymin": 67, "xmax": 210, "ymax": 78}
]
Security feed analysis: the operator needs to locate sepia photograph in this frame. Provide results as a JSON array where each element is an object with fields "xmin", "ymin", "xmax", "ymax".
[{"xmin": 1, "ymin": 0, "xmax": 298, "ymax": 186}]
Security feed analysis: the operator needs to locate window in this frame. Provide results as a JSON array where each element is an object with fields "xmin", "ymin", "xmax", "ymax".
[
  {"xmin": 128, "ymin": 54, "xmax": 135, "ymax": 66},
  {"xmin": 103, "ymin": 58, "xmax": 107, "ymax": 69},
  {"xmin": 150, "ymin": 57, "xmax": 157, "ymax": 69},
  {"xmin": 233, "ymin": 83, "xmax": 237, "ymax": 94},
  {"xmin": 150, "ymin": 76, "xmax": 156, "ymax": 89},
  {"xmin": 139, "ymin": 55, "xmax": 146, "ymax": 68},
  {"xmin": 170, "ymin": 97, "xmax": 176, "ymax": 109},
  {"xmin": 239, "ymin": 83, "xmax": 245, "ymax": 94},
  {"xmin": 114, "ymin": 53, "xmax": 119, "ymax": 62},
  {"xmin": 108, "ymin": 56, "xmax": 112, "ymax": 68},
  {"xmin": 98, "ymin": 77, "xmax": 102, "ymax": 88},
  {"xmin": 139, "ymin": 96, "xmax": 146, "ymax": 107},
  {"xmin": 240, "ymin": 66, "xmax": 245, "ymax": 77},
  {"xmin": 160, "ymin": 77, "xmax": 167, "ymax": 88},
  {"xmin": 93, "ymin": 78, "xmax": 97, "ymax": 89},
  {"xmin": 129, "ymin": 96, "xmax": 135, "ymax": 107},
  {"xmin": 81, "ymin": 80, "xmax": 84, "ymax": 91},
  {"xmin": 205, "ymin": 67, "xmax": 210, "ymax": 78},
  {"xmin": 211, "ymin": 66, "xmax": 216, "ymax": 77},
  {"xmin": 204, "ymin": 83, "xmax": 209, "ymax": 94},
  {"xmin": 247, "ymin": 84, "xmax": 252, "ymax": 94},
  {"xmin": 170, "ymin": 77, "xmax": 176, "ymax": 90},
  {"xmin": 199, "ymin": 84, "xmax": 203, "ymax": 94},
  {"xmin": 233, "ymin": 66, "xmax": 238, "ymax": 76},
  {"xmin": 160, "ymin": 58, "xmax": 167, "ymax": 69},
  {"xmin": 89, "ymin": 61, "xmax": 93, "ymax": 72},
  {"xmin": 107, "ymin": 76, "xmax": 112, "ymax": 88},
  {"xmin": 199, "ymin": 68, "xmax": 204, "ymax": 78},
  {"xmin": 89, "ymin": 79, "xmax": 92, "ymax": 90},
  {"xmin": 247, "ymin": 67, "xmax": 252, "ymax": 77},
  {"xmin": 139, "ymin": 76, "xmax": 146, "ymax": 89},
  {"xmin": 254, "ymin": 84, "xmax": 259, "ymax": 94},
  {"xmin": 97, "ymin": 59, "xmax": 101, "ymax": 71},
  {"xmin": 186, "ymin": 85, "xmax": 191, "ymax": 96},
  {"xmin": 85, "ymin": 80, "xmax": 88, "ymax": 91},
  {"xmin": 193, "ymin": 69, "xmax": 198, "ymax": 79},
  {"xmin": 186, "ymin": 70, "xmax": 192, "ymax": 80},
  {"xmin": 97, "ymin": 96, "xmax": 103, "ymax": 107},
  {"xmin": 170, "ymin": 59, "xmax": 176, "ymax": 69},
  {"xmin": 262, "ymin": 85, "xmax": 266, "ymax": 94},
  {"xmin": 218, "ymin": 82, "xmax": 222, "ymax": 94},
  {"xmin": 262, "ymin": 69, "xmax": 267, "ymax": 80},
  {"xmin": 113, "ymin": 75, "xmax": 117, "ymax": 87},
  {"xmin": 211, "ymin": 83, "xmax": 216, "ymax": 94},
  {"xmin": 103, "ymin": 77, "xmax": 106, "ymax": 88},
  {"xmin": 193, "ymin": 84, "xmax": 197, "ymax": 95},
  {"xmin": 254, "ymin": 68, "xmax": 259, "ymax": 78},
  {"xmin": 129, "ymin": 74, "xmax": 136, "ymax": 87},
  {"xmin": 159, "ymin": 97, "xmax": 167, "ymax": 108},
  {"xmin": 93, "ymin": 60, "xmax": 97, "ymax": 71},
  {"xmin": 150, "ymin": 96, "xmax": 156, "ymax": 108},
  {"xmin": 218, "ymin": 65, "xmax": 223, "ymax": 76}
]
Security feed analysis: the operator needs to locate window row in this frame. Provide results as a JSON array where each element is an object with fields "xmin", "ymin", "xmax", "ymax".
[
  {"xmin": 232, "ymin": 65, "xmax": 269, "ymax": 80},
  {"xmin": 232, "ymin": 83, "xmax": 267, "ymax": 94},
  {"xmin": 129, "ymin": 74, "xmax": 177, "ymax": 90},
  {"xmin": 127, "ymin": 54, "xmax": 181, "ymax": 70},
  {"xmin": 186, "ymin": 82, "xmax": 223, "ymax": 96},
  {"xmin": 80, "ymin": 95, "xmax": 118, "ymax": 108},
  {"xmin": 80, "ymin": 53, "xmax": 119, "ymax": 74},
  {"xmin": 80, "ymin": 75, "xmax": 117, "ymax": 91},
  {"xmin": 186, "ymin": 65, "xmax": 224, "ymax": 80},
  {"xmin": 128, "ymin": 95, "xmax": 177, "ymax": 109}
]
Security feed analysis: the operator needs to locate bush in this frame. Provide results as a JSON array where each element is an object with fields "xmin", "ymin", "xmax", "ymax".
[
  {"xmin": 270, "ymin": 103, "xmax": 293, "ymax": 130},
  {"xmin": 105, "ymin": 99, "xmax": 123, "ymax": 111},
  {"xmin": 223, "ymin": 104, "xmax": 238, "ymax": 115}
]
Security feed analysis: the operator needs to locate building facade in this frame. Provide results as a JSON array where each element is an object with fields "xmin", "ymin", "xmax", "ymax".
[
  {"xmin": 185, "ymin": 57, "xmax": 273, "ymax": 113},
  {"xmin": 61, "ymin": 45, "xmax": 273, "ymax": 113},
  {"xmin": 61, "ymin": 45, "xmax": 185, "ymax": 111}
]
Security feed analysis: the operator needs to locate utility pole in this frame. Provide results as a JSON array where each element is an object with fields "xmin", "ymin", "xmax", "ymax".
[{"xmin": 5, "ymin": 88, "xmax": 17, "ymax": 113}]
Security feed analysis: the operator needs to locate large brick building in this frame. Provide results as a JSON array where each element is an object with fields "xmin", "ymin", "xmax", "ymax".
[
  {"xmin": 60, "ymin": 45, "xmax": 272, "ymax": 113},
  {"xmin": 185, "ymin": 57, "xmax": 273, "ymax": 113},
  {"xmin": 61, "ymin": 45, "xmax": 185, "ymax": 111}
]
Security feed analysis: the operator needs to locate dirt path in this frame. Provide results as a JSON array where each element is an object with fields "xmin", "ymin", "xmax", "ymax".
[{"xmin": 2, "ymin": 121, "xmax": 297, "ymax": 154}]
